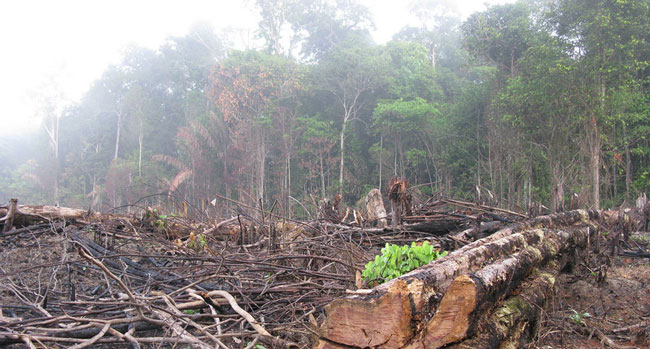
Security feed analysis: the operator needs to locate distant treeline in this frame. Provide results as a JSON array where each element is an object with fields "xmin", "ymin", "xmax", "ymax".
[{"xmin": 1, "ymin": 0, "xmax": 649, "ymax": 216}]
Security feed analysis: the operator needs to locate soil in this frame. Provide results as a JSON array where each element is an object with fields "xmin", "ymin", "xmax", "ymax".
[{"xmin": 532, "ymin": 235, "xmax": 650, "ymax": 349}]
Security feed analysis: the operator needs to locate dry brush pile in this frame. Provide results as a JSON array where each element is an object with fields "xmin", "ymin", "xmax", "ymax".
[{"xmin": 0, "ymin": 193, "xmax": 647, "ymax": 348}]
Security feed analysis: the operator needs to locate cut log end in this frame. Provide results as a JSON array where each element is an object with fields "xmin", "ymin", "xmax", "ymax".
[
  {"xmin": 319, "ymin": 279, "xmax": 422, "ymax": 348},
  {"xmin": 417, "ymin": 274, "xmax": 478, "ymax": 349}
]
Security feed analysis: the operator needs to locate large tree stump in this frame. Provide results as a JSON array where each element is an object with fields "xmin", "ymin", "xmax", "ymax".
[
  {"xmin": 366, "ymin": 189, "xmax": 388, "ymax": 228},
  {"xmin": 315, "ymin": 210, "xmax": 600, "ymax": 348},
  {"xmin": 0, "ymin": 198, "xmax": 18, "ymax": 233}
]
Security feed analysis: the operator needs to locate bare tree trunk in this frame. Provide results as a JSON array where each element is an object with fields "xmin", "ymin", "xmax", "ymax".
[
  {"xmin": 257, "ymin": 131, "xmax": 266, "ymax": 203},
  {"xmin": 476, "ymin": 111, "xmax": 482, "ymax": 198},
  {"xmin": 590, "ymin": 113, "xmax": 601, "ymax": 210},
  {"xmin": 2, "ymin": 198, "xmax": 18, "ymax": 233},
  {"xmin": 43, "ymin": 114, "xmax": 60, "ymax": 204},
  {"xmin": 286, "ymin": 152, "xmax": 291, "ymax": 218},
  {"xmin": 623, "ymin": 122, "xmax": 631, "ymax": 200},
  {"xmin": 431, "ymin": 45, "xmax": 436, "ymax": 71},
  {"xmin": 591, "ymin": 77, "xmax": 606, "ymax": 210},
  {"xmin": 395, "ymin": 134, "xmax": 406, "ymax": 178},
  {"xmin": 550, "ymin": 161, "xmax": 564, "ymax": 212},
  {"xmin": 138, "ymin": 120, "xmax": 143, "ymax": 177},
  {"xmin": 339, "ymin": 115, "xmax": 348, "ymax": 196},
  {"xmin": 528, "ymin": 160, "xmax": 533, "ymax": 211},
  {"xmin": 379, "ymin": 135, "xmax": 383, "ymax": 190},
  {"xmin": 114, "ymin": 111, "xmax": 122, "ymax": 160},
  {"xmin": 320, "ymin": 156, "xmax": 326, "ymax": 198},
  {"xmin": 54, "ymin": 115, "xmax": 59, "ymax": 204}
]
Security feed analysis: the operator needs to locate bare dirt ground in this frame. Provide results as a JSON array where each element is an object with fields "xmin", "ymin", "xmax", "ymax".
[{"xmin": 533, "ymin": 233, "xmax": 650, "ymax": 349}]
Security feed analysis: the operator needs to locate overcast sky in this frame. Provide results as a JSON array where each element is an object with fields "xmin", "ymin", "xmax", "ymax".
[{"xmin": 0, "ymin": 0, "xmax": 514, "ymax": 137}]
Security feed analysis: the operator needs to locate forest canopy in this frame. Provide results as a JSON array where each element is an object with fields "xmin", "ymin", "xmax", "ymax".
[{"xmin": 1, "ymin": 0, "xmax": 649, "ymax": 216}]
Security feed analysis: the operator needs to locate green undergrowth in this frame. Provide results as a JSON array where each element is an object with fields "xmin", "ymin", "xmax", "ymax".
[{"xmin": 362, "ymin": 241, "xmax": 447, "ymax": 287}]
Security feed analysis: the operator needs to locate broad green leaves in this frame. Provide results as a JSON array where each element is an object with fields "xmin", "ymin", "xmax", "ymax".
[{"xmin": 362, "ymin": 242, "xmax": 448, "ymax": 286}]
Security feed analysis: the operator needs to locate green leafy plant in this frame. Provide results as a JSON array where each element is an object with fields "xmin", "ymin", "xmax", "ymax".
[
  {"xmin": 246, "ymin": 343, "xmax": 266, "ymax": 349},
  {"xmin": 362, "ymin": 242, "xmax": 447, "ymax": 286},
  {"xmin": 187, "ymin": 233, "xmax": 208, "ymax": 252},
  {"xmin": 568, "ymin": 308, "xmax": 591, "ymax": 325},
  {"xmin": 154, "ymin": 214, "xmax": 168, "ymax": 229}
]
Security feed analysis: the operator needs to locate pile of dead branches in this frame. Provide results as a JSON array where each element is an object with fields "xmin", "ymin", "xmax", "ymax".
[
  {"xmin": 1, "ymin": 193, "xmax": 645, "ymax": 348},
  {"xmin": 0, "ymin": 195, "xmax": 525, "ymax": 348}
]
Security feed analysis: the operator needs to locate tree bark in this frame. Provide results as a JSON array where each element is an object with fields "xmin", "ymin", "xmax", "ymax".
[
  {"xmin": 138, "ymin": 119, "xmax": 143, "ymax": 177},
  {"xmin": 365, "ymin": 189, "xmax": 387, "ymax": 228},
  {"xmin": 449, "ymin": 259, "xmax": 564, "ymax": 348},
  {"xmin": 320, "ymin": 156, "xmax": 326, "ymax": 198},
  {"xmin": 338, "ymin": 115, "xmax": 348, "ymax": 196},
  {"xmin": 591, "ymin": 118, "xmax": 601, "ymax": 210},
  {"xmin": 409, "ymin": 227, "xmax": 587, "ymax": 348},
  {"xmin": 623, "ymin": 123, "xmax": 632, "ymax": 200},
  {"xmin": 256, "ymin": 129, "xmax": 267, "ymax": 203},
  {"xmin": 1, "ymin": 198, "xmax": 18, "ymax": 233},
  {"xmin": 316, "ymin": 210, "xmax": 600, "ymax": 348},
  {"xmin": 0, "ymin": 204, "xmax": 93, "ymax": 228},
  {"xmin": 114, "ymin": 111, "xmax": 122, "ymax": 160}
]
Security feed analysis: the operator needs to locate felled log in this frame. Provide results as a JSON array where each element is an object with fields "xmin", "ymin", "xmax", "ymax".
[
  {"xmin": 405, "ymin": 218, "xmax": 466, "ymax": 235},
  {"xmin": 449, "ymin": 259, "xmax": 564, "ymax": 348},
  {"xmin": 407, "ymin": 227, "xmax": 587, "ymax": 348},
  {"xmin": 0, "ymin": 203, "xmax": 92, "ymax": 228},
  {"xmin": 18, "ymin": 205, "xmax": 90, "ymax": 220},
  {"xmin": 316, "ymin": 210, "xmax": 600, "ymax": 348}
]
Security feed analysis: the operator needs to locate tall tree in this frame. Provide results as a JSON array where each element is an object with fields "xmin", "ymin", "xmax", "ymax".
[
  {"xmin": 254, "ymin": 0, "xmax": 296, "ymax": 55},
  {"xmin": 287, "ymin": 0, "xmax": 374, "ymax": 60},
  {"xmin": 209, "ymin": 51, "xmax": 304, "ymax": 203},
  {"xmin": 463, "ymin": 2, "xmax": 534, "ymax": 77},
  {"xmin": 551, "ymin": 0, "xmax": 650, "ymax": 208},
  {"xmin": 314, "ymin": 34, "xmax": 389, "ymax": 195}
]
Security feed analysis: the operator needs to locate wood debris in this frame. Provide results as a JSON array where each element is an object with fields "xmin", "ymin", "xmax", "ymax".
[{"xmin": 0, "ymin": 194, "xmax": 647, "ymax": 348}]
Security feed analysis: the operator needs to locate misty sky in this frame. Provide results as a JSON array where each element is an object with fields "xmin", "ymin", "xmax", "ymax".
[{"xmin": 0, "ymin": 0, "xmax": 514, "ymax": 137}]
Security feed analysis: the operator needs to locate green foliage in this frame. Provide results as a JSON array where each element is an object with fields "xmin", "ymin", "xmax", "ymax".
[
  {"xmin": 154, "ymin": 215, "xmax": 168, "ymax": 230},
  {"xmin": 568, "ymin": 308, "xmax": 592, "ymax": 326},
  {"xmin": 362, "ymin": 242, "xmax": 447, "ymax": 286},
  {"xmin": 187, "ymin": 233, "xmax": 208, "ymax": 252},
  {"xmin": 246, "ymin": 343, "xmax": 267, "ymax": 349},
  {"xmin": 373, "ymin": 98, "xmax": 438, "ymax": 134},
  {"xmin": 462, "ymin": 2, "xmax": 534, "ymax": 72},
  {"xmin": 3, "ymin": 0, "xmax": 649, "ymax": 219}
]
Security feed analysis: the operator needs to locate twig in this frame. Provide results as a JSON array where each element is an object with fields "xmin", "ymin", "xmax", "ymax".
[
  {"xmin": 158, "ymin": 292, "xmax": 229, "ymax": 349},
  {"xmin": 77, "ymin": 247, "xmax": 140, "ymax": 312},
  {"xmin": 68, "ymin": 322, "xmax": 111, "ymax": 349},
  {"xmin": 198, "ymin": 290, "xmax": 270, "ymax": 336},
  {"xmin": 442, "ymin": 198, "xmax": 527, "ymax": 218},
  {"xmin": 612, "ymin": 320, "xmax": 647, "ymax": 334}
]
